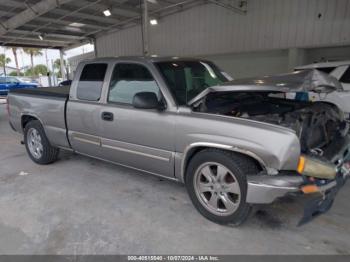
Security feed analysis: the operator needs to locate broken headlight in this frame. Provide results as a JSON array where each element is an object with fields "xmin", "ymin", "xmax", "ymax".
[{"xmin": 297, "ymin": 155, "xmax": 336, "ymax": 179}]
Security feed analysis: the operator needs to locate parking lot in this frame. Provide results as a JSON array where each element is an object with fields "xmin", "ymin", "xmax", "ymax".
[{"xmin": 0, "ymin": 103, "xmax": 349, "ymax": 255}]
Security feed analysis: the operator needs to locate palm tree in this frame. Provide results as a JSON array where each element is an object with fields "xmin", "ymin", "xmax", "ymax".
[
  {"xmin": 6, "ymin": 47, "xmax": 21, "ymax": 76},
  {"xmin": 23, "ymin": 48, "xmax": 43, "ymax": 77},
  {"xmin": 54, "ymin": 58, "xmax": 67, "ymax": 78},
  {"xmin": 0, "ymin": 54, "xmax": 11, "ymax": 76}
]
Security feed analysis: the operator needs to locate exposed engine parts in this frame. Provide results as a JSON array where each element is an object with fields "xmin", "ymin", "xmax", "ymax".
[{"xmin": 200, "ymin": 92, "xmax": 348, "ymax": 155}]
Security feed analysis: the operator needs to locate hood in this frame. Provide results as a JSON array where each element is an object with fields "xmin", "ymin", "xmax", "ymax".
[{"xmin": 188, "ymin": 69, "xmax": 343, "ymax": 106}]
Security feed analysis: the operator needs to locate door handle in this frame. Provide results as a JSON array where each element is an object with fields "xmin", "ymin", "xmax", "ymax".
[{"xmin": 101, "ymin": 112, "xmax": 114, "ymax": 121}]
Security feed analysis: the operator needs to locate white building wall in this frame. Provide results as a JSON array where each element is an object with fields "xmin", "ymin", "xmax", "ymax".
[
  {"xmin": 97, "ymin": 0, "xmax": 350, "ymax": 57},
  {"xmin": 68, "ymin": 51, "xmax": 95, "ymax": 77},
  {"xmin": 96, "ymin": 25, "xmax": 142, "ymax": 57},
  {"xmin": 95, "ymin": 0, "xmax": 350, "ymax": 77},
  {"xmin": 204, "ymin": 50, "xmax": 289, "ymax": 78}
]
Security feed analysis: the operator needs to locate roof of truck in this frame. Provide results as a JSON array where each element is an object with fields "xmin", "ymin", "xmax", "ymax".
[
  {"xmin": 295, "ymin": 60, "xmax": 350, "ymax": 69},
  {"xmin": 83, "ymin": 56, "xmax": 209, "ymax": 63}
]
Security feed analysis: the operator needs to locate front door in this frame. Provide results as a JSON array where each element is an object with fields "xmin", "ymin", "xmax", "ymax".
[{"xmin": 98, "ymin": 63, "xmax": 176, "ymax": 178}]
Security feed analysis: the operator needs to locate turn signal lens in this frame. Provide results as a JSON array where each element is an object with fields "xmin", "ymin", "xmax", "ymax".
[
  {"xmin": 301, "ymin": 185, "xmax": 319, "ymax": 194},
  {"xmin": 297, "ymin": 155, "xmax": 336, "ymax": 179},
  {"xmin": 297, "ymin": 156, "xmax": 305, "ymax": 174}
]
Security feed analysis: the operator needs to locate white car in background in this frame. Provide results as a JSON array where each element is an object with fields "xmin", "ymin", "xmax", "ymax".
[{"xmin": 295, "ymin": 61, "xmax": 350, "ymax": 117}]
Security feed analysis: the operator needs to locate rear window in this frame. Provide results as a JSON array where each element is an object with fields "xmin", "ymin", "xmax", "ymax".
[{"xmin": 77, "ymin": 63, "xmax": 107, "ymax": 101}]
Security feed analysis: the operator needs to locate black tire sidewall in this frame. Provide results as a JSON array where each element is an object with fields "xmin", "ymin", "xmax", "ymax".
[
  {"xmin": 185, "ymin": 150, "xmax": 251, "ymax": 226},
  {"xmin": 24, "ymin": 120, "xmax": 58, "ymax": 164}
]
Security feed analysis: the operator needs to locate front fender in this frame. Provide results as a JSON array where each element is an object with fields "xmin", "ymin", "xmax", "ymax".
[{"xmin": 175, "ymin": 112, "xmax": 301, "ymax": 181}]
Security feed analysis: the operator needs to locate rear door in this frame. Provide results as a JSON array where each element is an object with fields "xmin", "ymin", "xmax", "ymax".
[{"xmin": 66, "ymin": 62, "xmax": 109, "ymax": 158}]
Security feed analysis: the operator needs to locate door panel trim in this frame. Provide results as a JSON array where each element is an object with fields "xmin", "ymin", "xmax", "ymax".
[
  {"xmin": 76, "ymin": 151, "xmax": 179, "ymax": 182},
  {"xmin": 72, "ymin": 133, "xmax": 101, "ymax": 146},
  {"xmin": 101, "ymin": 137, "xmax": 173, "ymax": 162},
  {"xmin": 101, "ymin": 144, "xmax": 170, "ymax": 162},
  {"xmin": 70, "ymin": 131, "xmax": 173, "ymax": 163}
]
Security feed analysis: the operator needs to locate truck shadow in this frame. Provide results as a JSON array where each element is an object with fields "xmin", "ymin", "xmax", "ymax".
[{"xmin": 57, "ymin": 150, "xmax": 316, "ymax": 230}]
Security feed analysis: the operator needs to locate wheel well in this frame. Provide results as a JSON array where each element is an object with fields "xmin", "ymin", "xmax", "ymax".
[
  {"xmin": 21, "ymin": 115, "xmax": 38, "ymax": 130},
  {"xmin": 183, "ymin": 146, "xmax": 263, "ymax": 180}
]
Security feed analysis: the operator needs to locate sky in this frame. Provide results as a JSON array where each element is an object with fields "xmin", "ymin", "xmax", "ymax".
[{"xmin": 0, "ymin": 43, "xmax": 94, "ymax": 71}]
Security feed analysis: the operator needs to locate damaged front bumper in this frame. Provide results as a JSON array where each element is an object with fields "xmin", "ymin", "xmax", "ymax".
[{"xmin": 246, "ymin": 162, "xmax": 349, "ymax": 225}]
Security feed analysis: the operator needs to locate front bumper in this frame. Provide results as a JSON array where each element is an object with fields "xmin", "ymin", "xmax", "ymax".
[
  {"xmin": 297, "ymin": 174, "xmax": 347, "ymax": 225},
  {"xmin": 246, "ymin": 164, "xmax": 349, "ymax": 224}
]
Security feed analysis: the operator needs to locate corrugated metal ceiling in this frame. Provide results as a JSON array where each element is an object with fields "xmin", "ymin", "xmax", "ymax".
[{"xmin": 0, "ymin": 0, "xmax": 208, "ymax": 49}]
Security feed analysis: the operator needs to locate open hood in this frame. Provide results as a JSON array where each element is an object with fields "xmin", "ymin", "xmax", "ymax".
[{"xmin": 188, "ymin": 69, "xmax": 343, "ymax": 106}]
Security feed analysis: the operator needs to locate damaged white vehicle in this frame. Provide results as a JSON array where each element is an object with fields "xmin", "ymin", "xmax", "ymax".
[{"xmin": 295, "ymin": 61, "xmax": 350, "ymax": 118}]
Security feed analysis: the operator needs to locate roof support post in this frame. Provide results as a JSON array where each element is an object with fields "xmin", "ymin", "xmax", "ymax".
[
  {"xmin": 93, "ymin": 38, "xmax": 98, "ymax": 58},
  {"xmin": 59, "ymin": 48, "xmax": 66, "ymax": 80},
  {"xmin": 288, "ymin": 48, "xmax": 306, "ymax": 72},
  {"xmin": 142, "ymin": 0, "xmax": 149, "ymax": 55}
]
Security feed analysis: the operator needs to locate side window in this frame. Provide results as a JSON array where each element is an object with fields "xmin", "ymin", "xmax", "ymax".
[
  {"xmin": 108, "ymin": 63, "xmax": 160, "ymax": 104},
  {"xmin": 77, "ymin": 63, "xmax": 107, "ymax": 101},
  {"xmin": 340, "ymin": 67, "xmax": 350, "ymax": 83}
]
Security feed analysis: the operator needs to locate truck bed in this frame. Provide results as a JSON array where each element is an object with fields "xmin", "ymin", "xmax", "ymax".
[
  {"xmin": 9, "ymin": 86, "xmax": 70, "ymax": 99},
  {"xmin": 8, "ymin": 86, "xmax": 71, "ymax": 149}
]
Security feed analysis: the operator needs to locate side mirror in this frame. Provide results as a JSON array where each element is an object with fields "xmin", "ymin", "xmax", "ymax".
[{"xmin": 133, "ymin": 92, "xmax": 162, "ymax": 110}]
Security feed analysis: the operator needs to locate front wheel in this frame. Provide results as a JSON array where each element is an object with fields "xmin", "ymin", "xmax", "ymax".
[
  {"xmin": 24, "ymin": 120, "xmax": 59, "ymax": 164},
  {"xmin": 185, "ymin": 149, "xmax": 258, "ymax": 226}
]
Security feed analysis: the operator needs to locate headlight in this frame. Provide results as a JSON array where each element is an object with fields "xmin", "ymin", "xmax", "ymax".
[{"xmin": 297, "ymin": 155, "xmax": 336, "ymax": 179}]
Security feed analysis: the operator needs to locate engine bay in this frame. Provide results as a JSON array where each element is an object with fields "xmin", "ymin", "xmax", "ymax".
[{"xmin": 196, "ymin": 92, "xmax": 348, "ymax": 154}]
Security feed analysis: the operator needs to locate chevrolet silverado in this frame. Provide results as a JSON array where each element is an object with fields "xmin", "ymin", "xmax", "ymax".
[{"xmin": 7, "ymin": 57, "xmax": 349, "ymax": 225}]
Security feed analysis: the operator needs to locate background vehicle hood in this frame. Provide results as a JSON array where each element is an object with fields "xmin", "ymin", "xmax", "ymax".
[{"xmin": 189, "ymin": 69, "xmax": 343, "ymax": 105}]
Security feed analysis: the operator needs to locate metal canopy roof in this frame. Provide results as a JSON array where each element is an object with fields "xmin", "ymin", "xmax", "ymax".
[{"xmin": 0, "ymin": 0, "xmax": 210, "ymax": 50}]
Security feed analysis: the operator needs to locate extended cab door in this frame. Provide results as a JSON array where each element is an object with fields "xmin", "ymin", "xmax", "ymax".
[
  {"xmin": 66, "ymin": 62, "xmax": 109, "ymax": 158},
  {"xmin": 97, "ymin": 62, "xmax": 176, "ymax": 178}
]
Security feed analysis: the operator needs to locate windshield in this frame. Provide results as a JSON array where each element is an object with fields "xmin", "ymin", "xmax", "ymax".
[{"xmin": 156, "ymin": 61, "xmax": 228, "ymax": 105}]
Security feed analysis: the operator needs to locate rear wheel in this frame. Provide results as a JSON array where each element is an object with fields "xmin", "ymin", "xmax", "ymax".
[
  {"xmin": 24, "ymin": 120, "xmax": 59, "ymax": 164},
  {"xmin": 185, "ymin": 149, "xmax": 259, "ymax": 226}
]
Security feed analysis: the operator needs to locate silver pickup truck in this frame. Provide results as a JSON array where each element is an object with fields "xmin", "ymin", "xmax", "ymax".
[{"xmin": 7, "ymin": 57, "xmax": 349, "ymax": 226}]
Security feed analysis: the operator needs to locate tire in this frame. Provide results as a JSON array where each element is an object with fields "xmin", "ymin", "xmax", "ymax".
[
  {"xmin": 185, "ymin": 149, "xmax": 259, "ymax": 226},
  {"xmin": 24, "ymin": 120, "xmax": 59, "ymax": 165}
]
